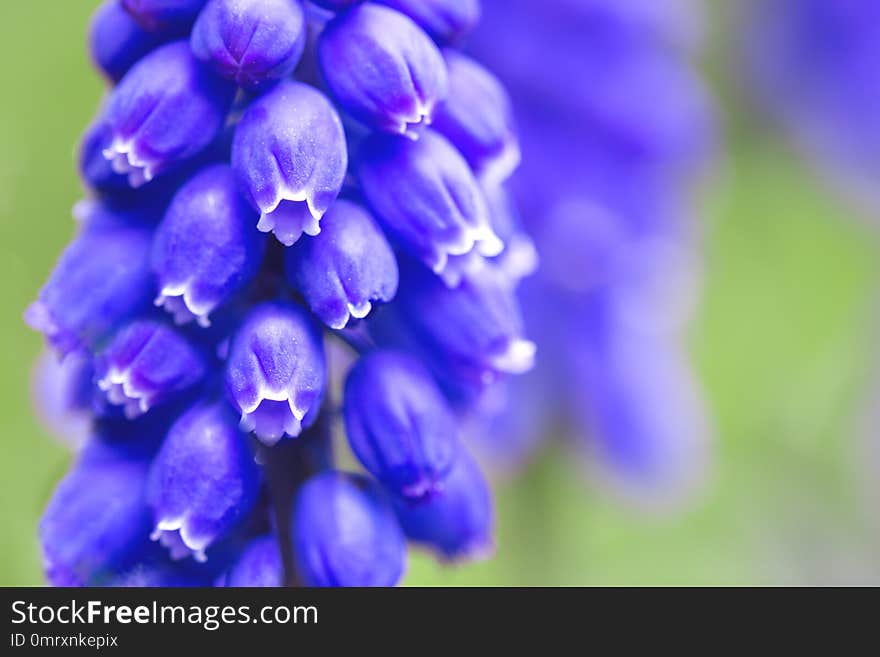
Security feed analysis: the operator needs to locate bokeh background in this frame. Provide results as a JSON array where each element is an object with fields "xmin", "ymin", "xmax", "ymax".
[{"xmin": 2, "ymin": 1, "xmax": 879, "ymax": 585}]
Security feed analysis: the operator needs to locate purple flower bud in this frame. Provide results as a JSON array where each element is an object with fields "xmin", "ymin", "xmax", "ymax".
[
  {"xmin": 376, "ymin": 0, "xmax": 480, "ymax": 45},
  {"xmin": 394, "ymin": 450, "xmax": 493, "ymax": 561},
  {"xmin": 232, "ymin": 81, "xmax": 347, "ymax": 245},
  {"xmin": 95, "ymin": 319, "xmax": 207, "ymax": 418},
  {"xmin": 122, "ymin": 0, "xmax": 208, "ymax": 32},
  {"xmin": 101, "ymin": 41, "xmax": 235, "ymax": 187},
  {"xmin": 358, "ymin": 130, "xmax": 501, "ymax": 275},
  {"xmin": 318, "ymin": 3, "xmax": 448, "ymax": 137},
  {"xmin": 225, "ymin": 302, "xmax": 326, "ymax": 445},
  {"xmin": 284, "ymin": 199, "xmax": 398, "ymax": 329},
  {"xmin": 217, "ymin": 534, "xmax": 283, "ymax": 586},
  {"xmin": 570, "ymin": 313, "xmax": 710, "ymax": 504},
  {"xmin": 40, "ymin": 444, "xmax": 153, "ymax": 586},
  {"xmin": 152, "ymin": 164, "xmax": 266, "ymax": 326},
  {"xmin": 344, "ymin": 351, "xmax": 458, "ymax": 498},
  {"xmin": 433, "ymin": 50, "xmax": 519, "ymax": 186},
  {"xmin": 191, "ymin": 0, "xmax": 307, "ymax": 91},
  {"xmin": 25, "ymin": 221, "xmax": 155, "ymax": 356},
  {"xmin": 89, "ymin": 1, "xmax": 166, "ymax": 83},
  {"xmin": 292, "ymin": 472, "xmax": 405, "ymax": 586},
  {"xmin": 395, "ymin": 257, "xmax": 534, "ymax": 387},
  {"xmin": 147, "ymin": 401, "xmax": 261, "ymax": 561}
]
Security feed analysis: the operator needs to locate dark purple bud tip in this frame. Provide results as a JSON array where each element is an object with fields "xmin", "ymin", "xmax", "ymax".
[
  {"xmin": 191, "ymin": 0, "xmax": 307, "ymax": 91},
  {"xmin": 95, "ymin": 319, "xmax": 207, "ymax": 418},
  {"xmin": 147, "ymin": 401, "xmax": 261, "ymax": 561},
  {"xmin": 232, "ymin": 81, "xmax": 347, "ymax": 246},
  {"xmin": 344, "ymin": 350, "xmax": 459, "ymax": 498},
  {"xmin": 101, "ymin": 41, "xmax": 235, "ymax": 187},
  {"xmin": 394, "ymin": 450, "xmax": 494, "ymax": 562},
  {"xmin": 358, "ymin": 130, "xmax": 501, "ymax": 276},
  {"xmin": 225, "ymin": 302, "xmax": 326, "ymax": 445},
  {"xmin": 292, "ymin": 472, "xmax": 406, "ymax": 586},
  {"xmin": 319, "ymin": 3, "xmax": 448, "ymax": 137},
  {"xmin": 284, "ymin": 199, "xmax": 398, "ymax": 329},
  {"xmin": 152, "ymin": 163, "xmax": 266, "ymax": 326},
  {"xmin": 376, "ymin": 0, "xmax": 481, "ymax": 44}
]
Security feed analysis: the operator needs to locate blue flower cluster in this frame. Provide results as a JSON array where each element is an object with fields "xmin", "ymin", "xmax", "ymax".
[
  {"xmin": 28, "ymin": 0, "xmax": 530, "ymax": 586},
  {"xmin": 465, "ymin": 0, "xmax": 715, "ymax": 502},
  {"xmin": 744, "ymin": 0, "xmax": 880, "ymax": 213}
]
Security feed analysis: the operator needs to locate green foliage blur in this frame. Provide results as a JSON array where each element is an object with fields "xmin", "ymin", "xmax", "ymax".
[{"xmin": 1, "ymin": 2, "xmax": 878, "ymax": 585}]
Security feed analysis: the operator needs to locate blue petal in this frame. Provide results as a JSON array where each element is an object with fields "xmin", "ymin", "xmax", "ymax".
[
  {"xmin": 292, "ymin": 472, "xmax": 405, "ymax": 586},
  {"xmin": 232, "ymin": 80, "xmax": 347, "ymax": 245},
  {"xmin": 284, "ymin": 199, "xmax": 398, "ymax": 329},
  {"xmin": 318, "ymin": 3, "xmax": 447, "ymax": 137},
  {"xmin": 25, "ymin": 219, "xmax": 155, "ymax": 356},
  {"xmin": 122, "ymin": 0, "xmax": 208, "ymax": 33},
  {"xmin": 40, "ymin": 441, "xmax": 154, "ymax": 586},
  {"xmin": 358, "ymin": 130, "xmax": 501, "ymax": 275},
  {"xmin": 191, "ymin": 0, "xmax": 307, "ymax": 90},
  {"xmin": 89, "ymin": 0, "xmax": 167, "ymax": 82},
  {"xmin": 394, "ymin": 450, "xmax": 493, "ymax": 562},
  {"xmin": 152, "ymin": 163, "xmax": 266, "ymax": 326},
  {"xmin": 147, "ymin": 400, "xmax": 261, "ymax": 561},
  {"xmin": 344, "ymin": 350, "xmax": 459, "ymax": 498},
  {"xmin": 432, "ymin": 49, "xmax": 519, "ymax": 186},
  {"xmin": 101, "ymin": 41, "xmax": 235, "ymax": 186},
  {"xmin": 217, "ymin": 534, "xmax": 284, "ymax": 586},
  {"xmin": 224, "ymin": 302, "xmax": 326, "ymax": 445},
  {"xmin": 95, "ymin": 319, "xmax": 208, "ymax": 417},
  {"xmin": 376, "ymin": 0, "xmax": 480, "ymax": 44}
]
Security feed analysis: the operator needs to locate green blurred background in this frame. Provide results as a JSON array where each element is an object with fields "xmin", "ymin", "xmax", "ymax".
[{"xmin": 1, "ymin": 2, "xmax": 878, "ymax": 585}]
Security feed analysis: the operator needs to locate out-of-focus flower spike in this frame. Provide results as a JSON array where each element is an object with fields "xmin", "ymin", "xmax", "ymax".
[
  {"xmin": 40, "ymin": 442, "xmax": 154, "ymax": 586},
  {"xmin": 95, "ymin": 319, "xmax": 207, "ymax": 418},
  {"xmin": 122, "ymin": 0, "xmax": 208, "ymax": 33},
  {"xmin": 216, "ymin": 534, "xmax": 284, "ymax": 586},
  {"xmin": 358, "ymin": 130, "xmax": 501, "ymax": 276},
  {"xmin": 225, "ymin": 302, "xmax": 326, "ymax": 445},
  {"xmin": 284, "ymin": 199, "xmax": 398, "ymax": 329},
  {"xmin": 89, "ymin": 1, "xmax": 166, "ymax": 83},
  {"xmin": 433, "ymin": 50, "xmax": 519, "ymax": 186},
  {"xmin": 100, "ymin": 41, "xmax": 235, "ymax": 187},
  {"xmin": 570, "ymin": 310, "xmax": 710, "ymax": 506},
  {"xmin": 394, "ymin": 257, "xmax": 534, "ymax": 388},
  {"xmin": 292, "ymin": 472, "xmax": 406, "ymax": 586},
  {"xmin": 318, "ymin": 3, "xmax": 448, "ymax": 138},
  {"xmin": 152, "ymin": 164, "xmax": 266, "ymax": 326},
  {"xmin": 191, "ymin": 0, "xmax": 307, "ymax": 91},
  {"xmin": 344, "ymin": 351, "xmax": 459, "ymax": 498},
  {"xmin": 25, "ymin": 222, "xmax": 155, "ymax": 357},
  {"xmin": 376, "ymin": 0, "xmax": 481, "ymax": 44},
  {"xmin": 394, "ymin": 450, "xmax": 493, "ymax": 561},
  {"xmin": 231, "ymin": 81, "xmax": 347, "ymax": 246},
  {"xmin": 147, "ymin": 401, "xmax": 261, "ymax": 561}
]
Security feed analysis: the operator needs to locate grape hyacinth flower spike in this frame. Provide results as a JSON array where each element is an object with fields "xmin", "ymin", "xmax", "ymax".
[{"xmin": 29, "ymin": 0, "xmax": 535, "ymax": 587}]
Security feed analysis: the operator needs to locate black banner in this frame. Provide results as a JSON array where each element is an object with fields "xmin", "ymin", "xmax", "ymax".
[{"xmin": 1, "ymin": 586, "xmax": 595, "ymax": 650}]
